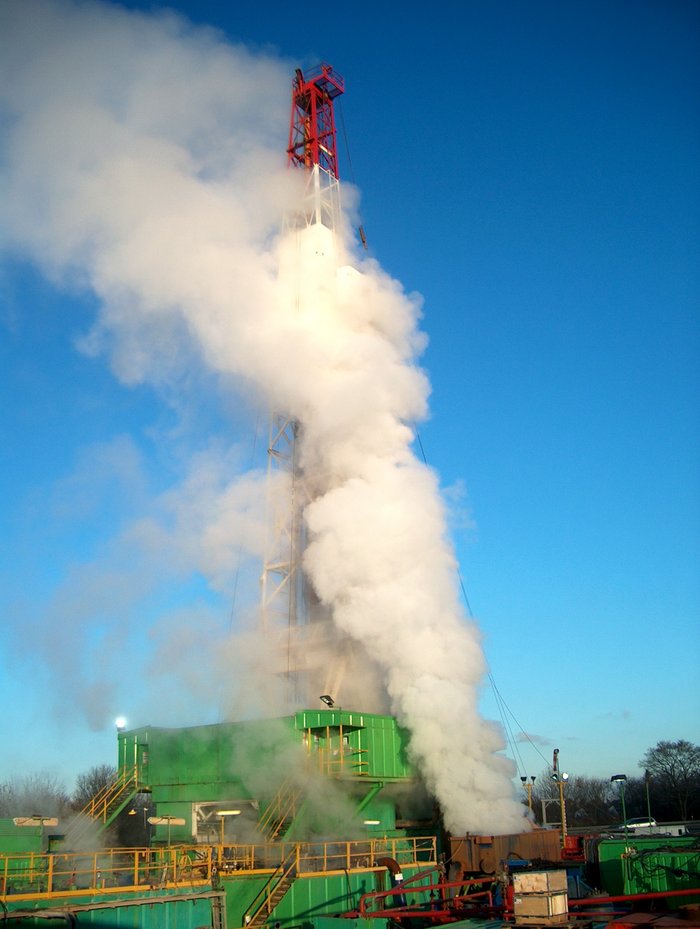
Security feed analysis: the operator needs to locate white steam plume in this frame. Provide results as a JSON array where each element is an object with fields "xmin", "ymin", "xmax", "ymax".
[{"xmin": 0, "ymin": 0, "xmax": 526, "ymax": 833}]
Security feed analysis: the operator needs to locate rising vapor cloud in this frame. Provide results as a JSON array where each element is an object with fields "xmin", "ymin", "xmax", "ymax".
[{"xmin": 0, "ymin": 0, "xmax": 526, "ymax": 833}]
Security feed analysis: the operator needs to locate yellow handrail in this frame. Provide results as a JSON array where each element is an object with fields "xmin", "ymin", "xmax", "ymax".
[
  {"xmin": 0, "ymin": 836, "xmax": 437, "ymax": 903},
  {"xmin": 82, "ymin": 765, "xmax": 138, "ymax": 823},
  {"xmin": 257, "ymin": 778, "xmax": 302, "ymax": 840}
]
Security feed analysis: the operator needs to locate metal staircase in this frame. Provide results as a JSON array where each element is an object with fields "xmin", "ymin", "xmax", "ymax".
[
  {"xmin": 257, "ymin": 778, "xmax": 304, "ymax": 841},
  {"xmin": 243, "ymin": 848, "xmax": 297, "ymax": 929},
  {"xmin": 63, "ymin": 765, "xmax": 139, "ymax": 847}
]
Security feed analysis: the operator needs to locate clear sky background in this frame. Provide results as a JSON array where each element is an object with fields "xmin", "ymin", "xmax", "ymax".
[{"xmin": 1, "ymin": 0, "xmax": 698, "ymax": 799}]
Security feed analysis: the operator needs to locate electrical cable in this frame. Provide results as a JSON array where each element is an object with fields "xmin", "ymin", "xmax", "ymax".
[
  {"xmin": 337, "ymin": 100, "xmax": 367, "ymax": 248},
  {"xmin": 337, "ymin": 100, "xmax": 355, "ymax": 184},
  {"xmin": 412, "ymin": 423, "xmax": 551, "ymax": 777}
]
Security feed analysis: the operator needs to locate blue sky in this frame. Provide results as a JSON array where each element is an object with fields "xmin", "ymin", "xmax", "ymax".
[{"xmin": 1, "ymin": 0, "xmax": 698, "ymax": 799}]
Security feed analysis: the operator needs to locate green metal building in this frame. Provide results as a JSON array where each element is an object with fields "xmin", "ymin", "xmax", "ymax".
[
  {"xmin": 0, "ymin": 710, "xmax": 440, "ymax": 929},
  {"xmin": 116, "ymin": 709, "xmax": 422, "ymax": 844}
]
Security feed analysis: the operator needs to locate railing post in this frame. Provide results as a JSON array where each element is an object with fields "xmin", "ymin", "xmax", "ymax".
[{"xmin": 47, "ymin": 853, "xmax": 54, "ymax": 894}]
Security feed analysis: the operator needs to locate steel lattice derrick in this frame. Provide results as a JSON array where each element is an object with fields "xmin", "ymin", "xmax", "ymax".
[{"xmin": 287, "ymin": 64, "xmax": 344, "ymax": 178}]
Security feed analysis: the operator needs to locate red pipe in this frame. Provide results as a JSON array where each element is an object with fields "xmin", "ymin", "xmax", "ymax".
[{"xmin": 359, "ymin": 877, "xmax": 494, "ymax": 915}]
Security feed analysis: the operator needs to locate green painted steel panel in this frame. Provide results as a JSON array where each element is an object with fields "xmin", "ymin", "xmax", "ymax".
[
  {"xmin": 0, "ymin": 821, "xmax": 43, "ymax": 857},
  {"xmin": 221, "ymin": 863, "xmax": 432, "ymax": 927},
  {"xmin": 123, "ymin": 718, "xmax": 303, "ymax": 792},
  {"xmin": 312, "ymin": 918, "xmax": 388, "ymax": 929},
  {"xmin": 294, "ymin": 711, "xmax": 413, "ymax": 780},
  {"xmin": 119, "ymin": 713, "xmax": 414, "ymax": 801},
  {"xmin": 597, "ymin": 835, "xmax": 699, "ymax": 896},
  {"xmin": 221, "ymin": 872, "xmax": 270, "ymax": 927},
  {"xmin": 40, "ymin": 895, "xmax": 216, "ymax": 929},
  {"xmin": 360, "ymin": 717, "xmax": 412, "ymax": 780},
  {"xmin": 2, "ymin": 887, "xmax": 221, "ymax": 924},
  {"xmin": 270, "ymin": 869, "xmax": 380, "ymax": 923},
  {"xmin": 623, "ymin": 844, "xmax": 700, "ymax": 898}
]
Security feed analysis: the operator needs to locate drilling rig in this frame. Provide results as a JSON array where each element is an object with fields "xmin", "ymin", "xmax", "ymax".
[{"xmin": 260, "ymin": 64, "xmax": 360, "ymax": 708}]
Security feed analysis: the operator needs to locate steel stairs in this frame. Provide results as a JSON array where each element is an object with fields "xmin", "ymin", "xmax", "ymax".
[
  {"xmin": 63, "ymin": 765, "xmax": 138, "ymax": 847},
  {"xmin": 257, "ymin": 778, "xmax": 303, "ymax": 841},
  {"xmin": 243, "ymin": 848, "xmax": 297, "ymax": 929}
]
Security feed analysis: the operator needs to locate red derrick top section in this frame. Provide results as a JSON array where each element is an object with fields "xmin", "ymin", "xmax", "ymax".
[{"xmin": 287, "ymin": 64, "xmax": 344, "ymax": 178}]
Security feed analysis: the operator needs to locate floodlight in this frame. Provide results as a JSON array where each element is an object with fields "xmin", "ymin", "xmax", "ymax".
[
  {"xmin": 13, "ymin": 817, "xmax": 58, "ymax": 827},
  {"xmin": 320, "ymin": 695, "xmax": 335, "ymax": 707}
]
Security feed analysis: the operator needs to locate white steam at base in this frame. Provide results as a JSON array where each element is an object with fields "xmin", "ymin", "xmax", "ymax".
[{"xmin": 0, "ymin": 0, "xmax": 526, "ymax": 833}]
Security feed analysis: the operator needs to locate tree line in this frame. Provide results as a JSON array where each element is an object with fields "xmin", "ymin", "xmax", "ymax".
[
  {"xmin": 0, "ymin": 764, "xmax": 116, "ymax": 818},
  {"xmin": 526, "ymin": 739, "xmax": 700, "ymax": 827}
]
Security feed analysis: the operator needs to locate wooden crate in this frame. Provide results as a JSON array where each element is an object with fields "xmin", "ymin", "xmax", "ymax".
[{"xmin": 513, "ymin": 870, "xmax": 568, "ymax": 894}]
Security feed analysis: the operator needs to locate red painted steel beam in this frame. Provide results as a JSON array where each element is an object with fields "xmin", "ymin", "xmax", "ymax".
[{"xmin": 287, "ymin": 64, "xmax": 344, "ymax": 177}]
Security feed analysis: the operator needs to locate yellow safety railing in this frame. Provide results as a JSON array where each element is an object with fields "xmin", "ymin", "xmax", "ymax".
[
  {"xmin": 257, "ymin": 778, "xmax": 302, "ymax": 840},
  {"xmin": 0, "ymin": 845, "xmax": 211, "ymax": 901},
  {"xmin": 0, "ymin": 836, "xmax": 437, "ymax": 903},
  {"xmin": 304, "ymin": 725, "xmax": 370, "ymax": 776},
  {"xmin": 295, "ymin": 836, "xmax": 437, "ymax": 873},
  {"xmin": 83, "ymin": 765, "xmax": 139, "ymax": 823}
]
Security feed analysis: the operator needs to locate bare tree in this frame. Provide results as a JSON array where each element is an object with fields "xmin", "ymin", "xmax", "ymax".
[
  {"xmin": 566, "ymin": 776, "xmax": 619, "ymax": 827},
  {"xmin": 0, "ymin": 772, "xmax": 71, "ymax": 818},
  {"xmin": 640, "ymin": 740, "xmax": 700, "ymax": 820},
  {"xmin": 531, "ymin": 771, "xmax": 616, "ymax": 828},
  {"xmin": 71, "ymin": 764, "xmax": 117, "ymax": 811}
]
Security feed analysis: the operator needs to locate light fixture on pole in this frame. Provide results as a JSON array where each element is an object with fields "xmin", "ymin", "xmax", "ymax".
[
  {"xmin": 13, "ymin": 816, "xmax": 59, "ymax": 828},
  {"xmin": 115, "ymin": 717, "xmax": 127, "ymax": 732},
  {"xmin": 128, "ymin": 806, "xmax": 148, "ymax": 827},
  {"xmin": 610, "ymin": 774, "xmax": 628, "ymax": 836},
  {"xmin": 147, "ymin": 815, "xmax": 185, "ymax": 846},
  {"xmin": 320, "ymin": 695, "xmax": 335, "ymax": 708},
  {"xmin": 520, "ymin": 775, "xmax": 536, "ymax": 812},
  {"xmin": 216, "ymin": 809, "xmax": 241, "ymax": 844}
]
